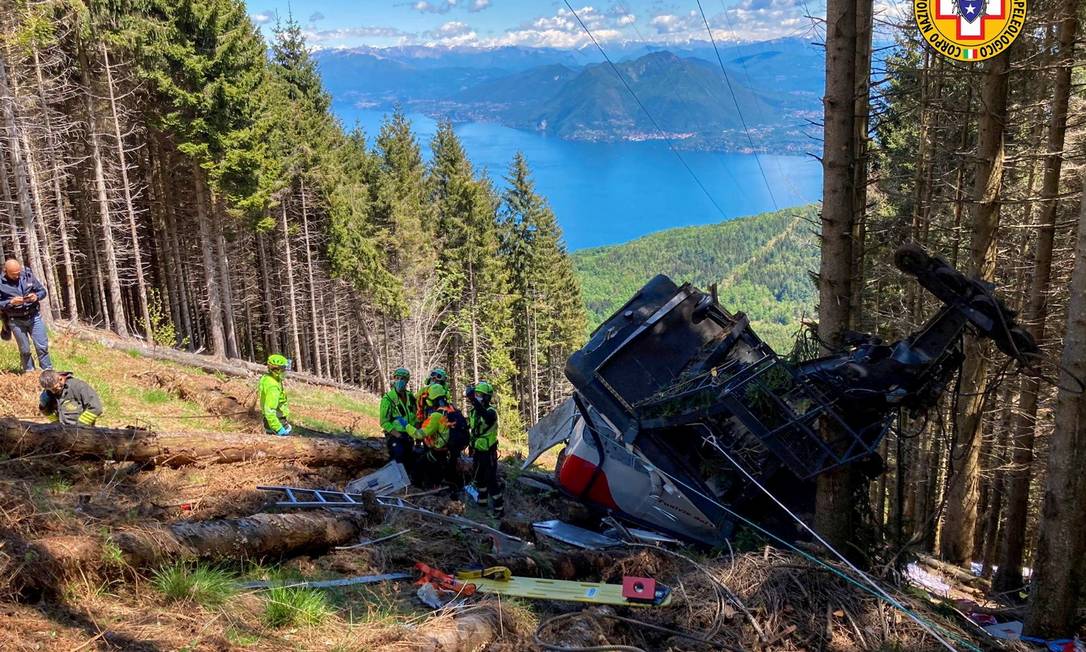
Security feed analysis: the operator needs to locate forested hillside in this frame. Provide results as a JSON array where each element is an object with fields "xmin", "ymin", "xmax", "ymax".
[
  {"xmin": 574, "ymin": 206, "xmax": 818, "ymax": 349},
  {"xmin": 0, "ymin": 2, "xmax": 585, "ymax": 432}
]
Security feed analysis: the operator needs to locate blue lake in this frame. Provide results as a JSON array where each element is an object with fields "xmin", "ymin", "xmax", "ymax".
[{"xmin": 335, "ymin": 104, "xmax": 823, "ymax": 251}]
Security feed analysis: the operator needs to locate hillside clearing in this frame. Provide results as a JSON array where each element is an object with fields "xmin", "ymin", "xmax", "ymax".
[{"xmin": 0, "ymin": 326, "xmax": 995, "ymax": 651}]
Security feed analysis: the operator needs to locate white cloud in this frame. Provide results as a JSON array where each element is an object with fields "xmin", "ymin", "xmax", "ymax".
[
  {"xmin": 413, "ymin": 0, "xmax": 457, "ymax": 14},
  {"xmin": 301, "ymin": 0, "xmax": 812, "ymax": 50},
  {"xmin": 250, "ymin": 10, "xmax": 275, "ymax": 25},
  {"xmin": 411, "ymin": 0, "xmax": 491, "ymax": 15},
  {"xmin": 423, "ymin": 20, "xmax": 479, "ymax": 45},
  {"xmin": 304, "ymin": 25, "xmax": 411, "ymax": 46},
  {"xmin": 649, "ymin": 14, "xmax": 688, "ymax": 34},
  {"xmin": 642, "ymin": 2, "xmax": 817, "ymax": 43},
  {"xmin": 309, "ymin": 11, "xmax": 325, "ymax": 22}
]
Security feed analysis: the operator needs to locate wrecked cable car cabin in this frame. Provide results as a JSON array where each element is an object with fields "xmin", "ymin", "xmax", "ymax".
[{"xmin": 526, "ymin": 245, "xmax": 1036, "ymax": 546}]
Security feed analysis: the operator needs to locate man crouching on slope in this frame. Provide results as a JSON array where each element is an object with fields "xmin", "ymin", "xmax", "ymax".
[
  {"xmin": 260, "ymin": 354, "xmax": 292, "ymax": 435},
  {"xmin": 39, "ymin": 370, "xmax": 103, "ymax": 426}
]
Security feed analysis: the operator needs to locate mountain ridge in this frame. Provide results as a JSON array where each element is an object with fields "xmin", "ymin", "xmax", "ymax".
[{"xmin": 316, "ymin": 38, "xmax": 823, "ymax": 153}]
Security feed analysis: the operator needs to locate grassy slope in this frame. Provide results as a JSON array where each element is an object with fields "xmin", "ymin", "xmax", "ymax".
[
  {"xmin": 0, "ymin": 329, "xmax": 515, "ymax": 651},
  {"xmin": 0, "ymin": 329, "xmax": 380, "ymax": 436},
  {"xmin": 0, "ymin": 326, "xmax": 985, "ymax": 652},
  {"xmin": 572, "ymin": 205, "xmax": 820, "ymax": 351}
]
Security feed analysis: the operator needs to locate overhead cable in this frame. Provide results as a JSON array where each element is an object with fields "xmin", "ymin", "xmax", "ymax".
[
  {"xmin": 695, "ymin": 0, "xmax": 779, "ymax": 210},
  {"xmin": 563, "ymin": 0, "xmax": 729, "ymax": 222}
]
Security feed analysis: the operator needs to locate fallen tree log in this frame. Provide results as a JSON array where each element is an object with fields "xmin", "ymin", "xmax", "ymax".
[
  {"xmin": 402, "ymin": 605, "xmax": 505, "ymax": 652},
  {"xmin": 0, "ymin": 418, "xmax": 387, "ymax": 469},
  {"xmin": 917, "ymin": 554, "xmax": 989, "ymax": 589},
  {"xmin": 113, "ymin": 510, "xmax": 372, "ymax": 567},
  {"xmin": 12, "ymin": 511, "xmax": 374, "ymax": 595}
]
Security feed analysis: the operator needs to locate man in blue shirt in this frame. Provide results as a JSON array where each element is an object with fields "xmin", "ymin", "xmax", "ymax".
[{"xmin": 0, "ymin": 259, "xmax": 51, "ymax": 373}]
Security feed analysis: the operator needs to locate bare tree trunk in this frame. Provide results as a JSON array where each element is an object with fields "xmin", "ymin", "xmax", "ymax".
[
  {"xmin": 256, "ymin": 229, "xmax": 277, "ymax": 354},
  {"xmin": 213, "ymin": 200, "xmax": 238, "ymax": 358},
  {"xmin": 147, "ymin": 140, "xmax": 179, "ymax": 342},
  {"xmin": 163, "ymin": 163, "xmax": 193, "ymax": 350},
  {"xmin": 359, "ymin": 311, "xmax": 386, "ymax": 385},
  {"xmin": 28, "ymin": 46, "xmax": 74, "ymax": 319},
  {"xmin": 847, "ymin": 0, "xmax": 872, "ymax": 330},
  {"xmin": 347, "ymin": 319, "xmax": 357, "ymax": 384},
  {"xmin": 299, "ymin": 179, "xmax": 323, "ymax": 376},
  {"xmin": 469, "ymin": 261, "xmax": 480, "ymax": 379},
  {"xmin": 814, "ymin": 0, "xmax": 865, "ymax": 551},
  {"xmin": 280, "ymin": 201, "xmax": 303, "ymax": 369},
  {"xmin": 7, "ymin": 61, "xmax": 59, "ymax": 323},
  {"xmin": 79, "ymin": 195, "xmax": 112, "ymax": 331},
  {"xmin": 0, "ymin": 58, "xmax": 47, "ymax": 297},
  {"xmin": 332, "ymin": 289, "xmax": 344, "ymax": 382},
  {"xmin": 940, "ymin": 53, "xmax": 1009, "ymax": 566},
  {"xmin": 0, "ymin": 153, "xmax": 22, "ymax": 259},
  {"xmin": 78, "ymin": 44, "xmax": 127, "ymax": 335},
  {"xmin": 100, "ymin": 45, "xmax": 150, "ymax": 339},
  {"xmin": 994, "ymin": 0, "xmax": 1078, "ymax": 593},
  {"xmin": 193, "ymin": 162, "xmax": 226, "ymax": 357},
  {"xmin": 31, "ymin": 48, "xmax": 76, "ymax": 320},
  {"xmin": 1024, "ymin": 169, "xmax": 1086, "ymax": 637}
]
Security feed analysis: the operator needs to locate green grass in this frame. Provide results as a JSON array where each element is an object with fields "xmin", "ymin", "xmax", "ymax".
[
  {"xmin": 295, "ymin": 417, "xmax": 342, "ymax": 434},
  {"xmin": 292, "ymin": 388, "xmax": 380, "ymax": 422},
  {"xmin": 224, "ymin": 627, "xmax": 261, "ymax": 646},
  {"xmin": 141, "ymin": 388, "xmax": 171, "ymax": 404},
  {"xmin": 262, "ymin": 586, "xmax": 332, "ymax": 628},
  {"xmin": 45, "ymin": 474, "xmax": 72, "ymax": 494},
  {"xmin": 338, "ymin": 585, "xmax": 406, "ymax": 626},
  {"xmin": 101, "ymin": 539, "xmax": 125, "ymax": 567},
  {"xmin": 152, "ymin": 563, "xmax": 237, "ymax": 608}
]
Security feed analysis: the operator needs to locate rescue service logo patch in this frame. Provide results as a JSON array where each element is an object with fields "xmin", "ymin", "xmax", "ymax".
[{"xmin": 914, "ymin": 0, "xmax": 1026, "ymax": 62}]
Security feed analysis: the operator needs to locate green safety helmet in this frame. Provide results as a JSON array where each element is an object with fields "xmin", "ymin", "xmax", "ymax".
[
  {"xmin": 424, "ymin": 382, "xmax": 449, "ymax": 404},
  {"xmin": 473, "ymin": 380, "xmax": 494, "ymax": 397},
  {"xmin": 393, "ymin": 367, "xmax": 410, "ymax": 380},
  {"xmin": 267, "ymin": 354, "xmax": 289, "ymax": 369},
  {"xmin": 429, "ymin": 368, "xmax": 448, "ymax": 384}
]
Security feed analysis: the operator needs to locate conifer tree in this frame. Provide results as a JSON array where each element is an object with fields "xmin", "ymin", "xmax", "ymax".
[{"xmin": 500, "ymin": 152, "xmax": 585, "ymax": 424}]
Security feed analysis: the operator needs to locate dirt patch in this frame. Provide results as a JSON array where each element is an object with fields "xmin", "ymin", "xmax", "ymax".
[
  {"xmin": 0, "ymin": 372, "xmax": 47, "ymax": 419},
  {"xmin": 136, "ymin": 369, "xmax": 260, "ymax": 428}
]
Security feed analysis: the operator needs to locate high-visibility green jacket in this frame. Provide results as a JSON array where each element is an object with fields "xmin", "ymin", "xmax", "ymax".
[
  {"xmin": 259, "ymin": 372, "xmax": 290, "ymax": 432},
  {"xmin": 468, "ymin": 404, "xmax": 498, "ymax": 451},
  {"xmin": 380, "ymin": 388, "xmax": 418, "ymax": 435},
  {"xmin": 414, "ymin": 407, "xmax": 453, "ymax": 449}
]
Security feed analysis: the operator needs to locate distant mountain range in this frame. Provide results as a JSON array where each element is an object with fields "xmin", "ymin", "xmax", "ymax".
[{"xmin": 315, "ymin": 38, "xmax": 824, "ymax": 154}]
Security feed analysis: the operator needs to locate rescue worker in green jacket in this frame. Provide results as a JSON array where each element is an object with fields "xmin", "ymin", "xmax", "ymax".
[
  {"xmin": 466, "ymin": 381, "xmax": 504, "ymax": 517},
  {"xmin": 259, "ymin": 354, "xmax": 292, "ymax": 435},
  {"xmin": 428, "ymin": 368, "xmax": 449, "ymax": 388},
  {"xmin": 415, "ymin": 367, "xmax": 451, "ymax": 423},
  {"xmin": 409, "ymin": 382, "xmax": 468, "ymax": 491},
  {"xmin": 380, "ymin": 367, "xmax": 418, "ymax": 468},
  {"xmin": 38, "ymin": 370, "xmax": 103, "ymax": 426}
]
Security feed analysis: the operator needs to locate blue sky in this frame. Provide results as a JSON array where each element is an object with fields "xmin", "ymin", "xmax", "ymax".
[{"xmin": 243, "ymin": 1, "xmax": 835, "ymax": 50}]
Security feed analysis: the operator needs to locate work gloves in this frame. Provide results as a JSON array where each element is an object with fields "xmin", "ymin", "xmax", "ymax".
[{"xmin": 276, "ymin": 424, "xmax": 293, "ymax": 436}]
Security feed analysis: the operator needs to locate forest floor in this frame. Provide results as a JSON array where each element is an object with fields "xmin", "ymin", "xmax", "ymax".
[{"xmin": 0, "ymin": 328, "xmax": 1005, "ymax": 651}]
